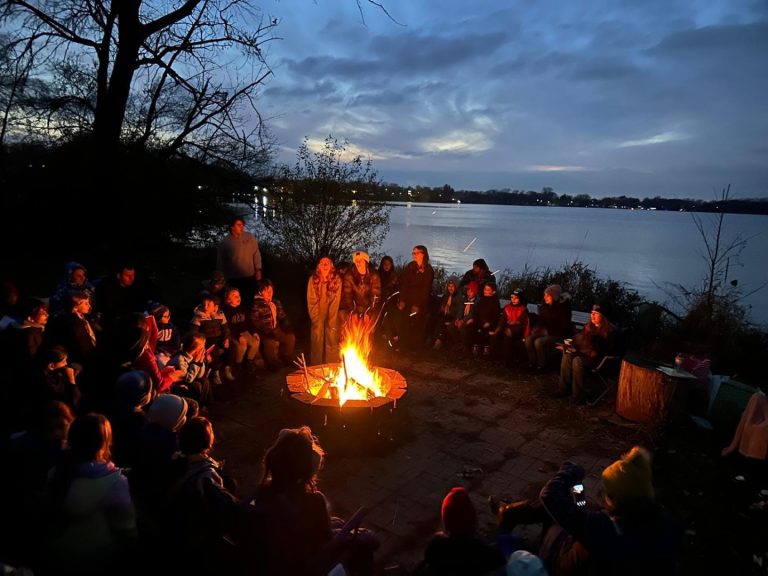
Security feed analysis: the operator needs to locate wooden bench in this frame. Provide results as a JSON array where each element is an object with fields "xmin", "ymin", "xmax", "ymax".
[{"xmin": 520, "ymin": 302, "xmax": 590, "ymax": 331}]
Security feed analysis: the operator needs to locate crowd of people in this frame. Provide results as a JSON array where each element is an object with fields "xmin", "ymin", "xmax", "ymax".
[{"xmin": 0, "ymin": 216, "xmax": 669, "ymax": 575}]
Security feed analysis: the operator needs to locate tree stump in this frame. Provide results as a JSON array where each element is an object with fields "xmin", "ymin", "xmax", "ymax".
[{"xmin": 616, "ymin": 356, "xmax": 693, "ymax": 427}]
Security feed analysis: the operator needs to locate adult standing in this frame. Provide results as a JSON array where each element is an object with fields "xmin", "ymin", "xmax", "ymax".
[
  {"xmin": 217, "ymin": 216, "xmax": 262, "ymax": 305},
  {"xmin": 339, "ymin": 250, "xmax": 381, "ymax": 324},
  {"xmin": 307, "ymin": 257, "xmax": 341, "ymax": 364},
  {"xmin": 398, "ymin": 245, "xmax": 435, "ymax": 351}
]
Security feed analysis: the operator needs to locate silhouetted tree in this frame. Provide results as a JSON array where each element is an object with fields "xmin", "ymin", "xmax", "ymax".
[{"xmin": 257, "ymin": 135, "xmax": 390, "ymax": 265}]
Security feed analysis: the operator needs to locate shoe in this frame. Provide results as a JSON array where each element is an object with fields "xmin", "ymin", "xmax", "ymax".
[
  {"xmin": 483, "ymin": 345, "xmax": 491, "ymax": 357},
  {"xmin": 472, "ymin": 344, "xmax": 481, "ymax": 356},
  {"xmin": 211, "ymin": 370, "xmax": 223, "ymax": 386},
  {"xmin": 433, "ymin": 339, "xmax": 443, "ymax": 350},
  {"xmin": 223, "ymin": 366, "xmax": 236, "ymax": 381}
]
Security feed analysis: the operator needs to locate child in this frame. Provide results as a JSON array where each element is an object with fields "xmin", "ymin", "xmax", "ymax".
[
  {"xmin": 474, "ymin": 283, "xmax": 501, "ymax": 357},
  {"xmin": 148, "ymin": 302, "xmax": 181, "ymax": 368},
  {"xmin": 221, "ymin": 287, "xmax": 263, "ymax": 373},
  {"xmin": 434, "ymin": 279, "xmax": 462, "ymax": 350},
  {"xmin": 249, "ymin": 279, "xmax": 295, "ymax": 370},
  {"xmin": 500, "ymin": 289, "xmax": 531, "ymax": 367},
  {"xmin": 190, "ymin": 293, "xmax": 231, "ymax": 385},
  {"xmin": 167, "ymin": 332, "xmax": 213, "ymax": 408}
]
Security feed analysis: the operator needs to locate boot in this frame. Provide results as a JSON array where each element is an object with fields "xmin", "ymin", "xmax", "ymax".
[{"xmin": 472, "ymin": 344, "xmax": 480, "ymax": 356}]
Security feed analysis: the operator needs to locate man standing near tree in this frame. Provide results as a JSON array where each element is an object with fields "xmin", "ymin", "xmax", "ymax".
[{"xmin": 217, "ymin": 216, "xmax": 262, "ymax": 304}]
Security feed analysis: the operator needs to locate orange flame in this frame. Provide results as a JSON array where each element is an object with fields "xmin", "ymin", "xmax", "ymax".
[{"xmin": 306, "ymin": 314, "xmax": 386, "ymax": 406}]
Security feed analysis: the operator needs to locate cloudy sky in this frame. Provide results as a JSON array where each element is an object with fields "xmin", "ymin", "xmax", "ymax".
[{"xmin": 254, "ymin": 0, "xmax": 768, "ymax": 199}]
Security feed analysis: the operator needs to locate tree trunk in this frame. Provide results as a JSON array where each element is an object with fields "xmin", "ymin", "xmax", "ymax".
[
  {"xmin": 616, "ymin": 357, "xmax": 690, "ymax": 427},
  {"xmin": 93, "ymin": 0, "xmax": 142, "ymax": 151}
]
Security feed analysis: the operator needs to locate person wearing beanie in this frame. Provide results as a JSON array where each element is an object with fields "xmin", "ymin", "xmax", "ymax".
[
  {"xmin": 505, "ymin": 550, "xmax": 548, "ymax": 576},
  {"xmin": 459, "ymin": 257, "xmax": 497, "ymax": 297},
  {"xmin": 420, "ymin": 487, "xmax": 506, "ymax": 576},
  {"xmin": 147, "ymin": 393, "xmax": 188, "ymax": 431},
  {"xmin": 340, "ymin": 248, "xmax": 381, "ymax": 324},
  {"xmin": 525, "ymin": 284, "xmax": 572, "ymax": 370},
  {"xmin": 557, "ymin": 303, "xmax": 614, "ymax": 404},
  {"xmin": 535, "ymin": 446, "xmax": 681, "ymax": 576},
  {"xmin": 132, "ymin": 394, "xmax": 189, "ymax": 513}
]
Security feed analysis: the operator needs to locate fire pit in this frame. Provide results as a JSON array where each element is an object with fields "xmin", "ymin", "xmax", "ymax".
[{"xmin": 283, "ymin": 315, "xmax": 409, "ymax": 452}]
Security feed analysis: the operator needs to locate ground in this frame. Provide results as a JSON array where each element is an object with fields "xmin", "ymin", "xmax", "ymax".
[{"xmin": 208, "ymin": 345, "xmax": 768, "ymax": 575}]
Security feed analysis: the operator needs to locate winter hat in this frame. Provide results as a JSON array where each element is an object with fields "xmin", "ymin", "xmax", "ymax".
[
  {"xmin": 441, "ymin": 487, "xmax": 477, "ymax": 537},
  {"xmin": 505, "ymin": 550, "xmax": 548, "ymax": 576},
  {"xmin": 65, "ymin": 261, "xmax": 87, "ymax": 275},
  {"xmin": 148, "ymin": 394, "xmax": 188, "ymax": 432},
  {"xmin": 601, "ymin": 446, "xmax": 655, "ymax": 512},
  {"xmin": 145, "ymin": 300, "xmax": 166, "ymax": 317},
  {"xmin": 591, "ymin": 304, "xmax": 602, "ymax": 313},
  {"xmin": 115, "ymin": 370, "xmax": 153, "ymax": 409},
  {"xmin": 544, "ymin": 284, "xmax": 562, "ymax": 299},
  {"xmin": 466, "ymin": 281, "xmax": 479, "ymax": 295},
  {"xmin": 353, "ymin": 250, "xmax": 370, "ymax": 263}
]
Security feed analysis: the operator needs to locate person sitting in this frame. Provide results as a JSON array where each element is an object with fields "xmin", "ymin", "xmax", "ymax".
[
  {"xmin": 147, "ymin": 302, "xmax": 181, "ymax": 367},
  {"xmin": 500, "ymin": 289, "xmax": 531, "ymax": 367},
  {"xmin": 45, "ymin": 290, "xmax": 98, "ymax": 369},
  {"xmin": 416, "ymin": 486, "xmax": 506, "ymax": 576},
  {"xmin": 490, "ymin": 446, "xmax": 682, "ymax": 576},
  {"xmin": 473, "ymin": 283, "xmax": 501, "ymax": 357},
  {"xmin": 244, "ymin": 426, "xmax": 378, "ymax": 576},
  {"xmin": 222, "ymin": 286, "xmax": 264, "ymax": 373},
  {"xmin": 459, "ymin": 258, "xmax": 496, "ymax": 297},
  {"xmin": 558, "ymin": 304, "xmax": 614, "ymax": 404},
  {"xmin": 525, "ymin": 284, "xmax": 572, "ymax": 371},
  {"xmin": 167, "ymin": 332, "xmax": 213, "ymax": 409},
  {"xmin": 42, "ymin": 413, "xmax": 138, "ymax": 575},
  {"xmin": 165, "ymin": 416, "xmax": 241, "ymax": 574},
  {"xmin": 454, "ymin": 281, "xmax": 479, "ymax": 353},
  {"xmin": 49, "ymin": 262, "xmax": 96, "ymax": 318},
  {"xmin": 433, "ymin": 278, "xmax": 462, "ymax": 350},
  {"xmin": 249, "ymin": 278, "xmax": 296, "ymax": 370},
  {"xmin": 190, "ymin": 292, "xmax": 232, "ymax": 385}
]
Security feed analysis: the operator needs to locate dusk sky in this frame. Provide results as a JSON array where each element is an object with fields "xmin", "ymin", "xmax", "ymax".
[{"xmin": 255, "ymin": 0, "xmax": 768, "ymax": 199}]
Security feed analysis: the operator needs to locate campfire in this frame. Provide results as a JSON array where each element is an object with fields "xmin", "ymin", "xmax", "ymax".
[{"xmin": 286, "ymin": 314, "xmax": 407, "ymax": 408}]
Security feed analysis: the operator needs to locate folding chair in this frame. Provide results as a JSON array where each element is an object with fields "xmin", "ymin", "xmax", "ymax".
[{"xmin": 587, "ymin": 327, "xmax": 629, "ymax": 407}]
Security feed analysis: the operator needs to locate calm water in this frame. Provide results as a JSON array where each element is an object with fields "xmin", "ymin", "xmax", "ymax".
[{"xmin": 378, "ymin": 203, "xmax": 768, "ymax": 326}]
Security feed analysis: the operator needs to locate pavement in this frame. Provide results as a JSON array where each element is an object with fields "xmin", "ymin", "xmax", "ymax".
[{"xmin": 208, "ymin": 349, "xmax": 640, "ymax": 574}]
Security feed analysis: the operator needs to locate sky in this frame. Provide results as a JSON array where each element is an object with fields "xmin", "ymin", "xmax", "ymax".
[{"xmin": 253, "ymin": 0, "xmax": 768, "ymax": 199}]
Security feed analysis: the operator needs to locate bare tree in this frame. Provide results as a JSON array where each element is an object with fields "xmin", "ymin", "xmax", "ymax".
[
  {"xmin": 1, "ymin": 0, "xmax": 278, "ymax": 170},
  {"xmin": 257, "ymin": 135, "xmax": 391, "ymax": 265}
]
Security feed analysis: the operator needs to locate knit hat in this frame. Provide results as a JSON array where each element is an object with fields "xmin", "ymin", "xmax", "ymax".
[
  {"xmin": 148, "ymin": 394, "xmax": 188, "ymax": 432},
  {"xmin": 441, "ymin": 487, "xmax": 477, "ymax": 537},
  {"xmin": 115, "ymin": 370, "xmax": 153, "ymax": 409},
  {"xmin": 505, "ymin": 550, "xmax": 548, "ymax": 576},
  {"xmin": 353, "ymin": 250, "xmax": 370, "ymax": 263},
  {"xmin": 466, "ymin": 281, "xmax": 479, "ymax": 295},
  {"xmin": 591, "ymin": 304, "xmax": 602, "ymax": 313},
  {"xmin": 601, "ymin": 446, "xmax": 655, "ymax": 512},
  {"xmin": 544, "ymin": 284, "xmax": 562, "ymax": 299}
]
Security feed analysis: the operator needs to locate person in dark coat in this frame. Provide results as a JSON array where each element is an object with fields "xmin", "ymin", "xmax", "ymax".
[{"xmin": 397, "ymin": 245, "xmax": 434, "ymax": 351}]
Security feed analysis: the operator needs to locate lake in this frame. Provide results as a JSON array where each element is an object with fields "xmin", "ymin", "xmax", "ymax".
[{"xmin": 378, "ymin": 203, "xmax": 768, "ymax": 326}]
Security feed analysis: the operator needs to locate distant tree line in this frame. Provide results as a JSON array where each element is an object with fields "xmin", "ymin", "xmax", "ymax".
[{"xmin": 366, "ymin": 184, "xmax": 768, "ymax": 215}]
